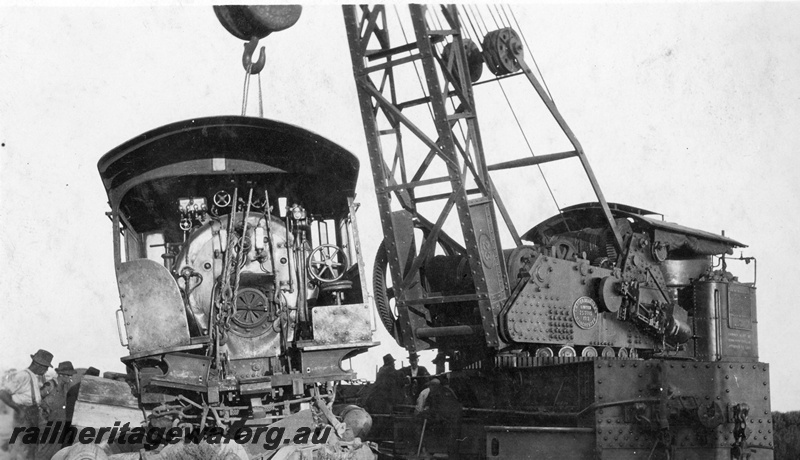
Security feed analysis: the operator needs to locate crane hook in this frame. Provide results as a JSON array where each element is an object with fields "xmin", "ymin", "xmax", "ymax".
[{"xmin": 242, "ymin": 37, "xmax": 266, "ymax": 74}]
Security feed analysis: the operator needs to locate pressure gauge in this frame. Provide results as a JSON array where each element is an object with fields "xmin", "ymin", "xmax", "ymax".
[{"xmin": 291, "ymin": 205, "xmax": 306, "ymax": 220}]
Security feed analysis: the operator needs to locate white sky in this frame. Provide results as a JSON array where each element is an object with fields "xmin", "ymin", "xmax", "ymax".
[{"xmin": 1, "ymin": 3, "xmax": 799, "ymax": 411}]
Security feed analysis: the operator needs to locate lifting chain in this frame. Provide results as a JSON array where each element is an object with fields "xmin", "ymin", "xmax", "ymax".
[
  {"xmin": 231, "ymin": 189, "xmax": 255, "ymax": 311},
  {"xmin": 214, "ymin": 188, "xmax": 239, "ymax": 351},
  {"xmin": 215, "ymin": 190, "xmax": 256, "ymax": 351},
  {"xmin": 731, "ymin": 403, "xmax": 751, "ymax": 460}
]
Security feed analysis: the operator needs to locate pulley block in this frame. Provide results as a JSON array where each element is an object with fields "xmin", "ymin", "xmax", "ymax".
[
  {"xmin": 482, "ymin": 27, "xmax": 522, "ymax": 76},
  {"xmin": 214, "ymin": 5, "xmax": 302, "ymax": 41},
  {"xmin": 441, "ymin": 38, "xmax": 484, "ymax": 84}
]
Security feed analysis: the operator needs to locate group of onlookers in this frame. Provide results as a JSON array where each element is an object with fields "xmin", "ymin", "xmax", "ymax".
[
  {"xmin": 363, "ymin": 352, "xmax": 463, "ymax": 459},
  {"xmin": 0, "ymin": 349, "xmax": 99, "ymax": 460}
]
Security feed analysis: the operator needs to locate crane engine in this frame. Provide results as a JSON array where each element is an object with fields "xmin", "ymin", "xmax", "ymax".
[
  {"xmin": 343, "ymin": 4, "xmax": 771, "ymax": 458},
  {"xmin": 392, "ymin": 202, "xmax": 753, "ymax": 363}
]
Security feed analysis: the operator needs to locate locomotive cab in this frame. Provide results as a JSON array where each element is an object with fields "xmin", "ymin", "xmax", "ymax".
[{"xmin": 97, "ymin": 116, "xmax": 376, "ymax": 427}]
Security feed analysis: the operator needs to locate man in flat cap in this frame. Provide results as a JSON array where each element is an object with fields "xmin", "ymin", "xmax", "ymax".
[{"xmin": 0, "ymin": 349, "xmax": 53, "ymax": 460}]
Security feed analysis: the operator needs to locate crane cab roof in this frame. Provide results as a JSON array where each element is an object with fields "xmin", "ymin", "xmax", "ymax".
[{"xmin": 523, "ymin": 202, "xmax": 745, "ymax": 257}]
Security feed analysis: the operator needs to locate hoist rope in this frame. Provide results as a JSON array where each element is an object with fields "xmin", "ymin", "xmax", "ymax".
[
  {"xmin": 486, "ymin": 4, "xmax": 502, "ymax": 31},
  {"xmin": 499, "ymin": 5, "xmax": 571, "ymax": 228},
  {"xmin": 494, "ymin": 70, "xmax": 564, "ymax": 214},
  {"xmin": 466, "ymin": 5, "xmax": 488, "ymax": 40},
  {"xmin": 395, "ymin": 5, "xmax": 436, "ymax": 124},
  {"xmin": 503, "ymin": 5, "xmax": 553, "ymax": 100},
  {"xmin": 258, "ymin": 74, "xmax": 264, "ymax": 118},
  {"xmin": 241, "ymin": 63, "xmax": 265, "ymax": 117},
  {"xmin": 459, "ymin": 4, "xmax": 563, "ymax": 215},
  {"xmin": 432, "ymin": 6, "xmax": 469, "ymax": 148},
  {"xmin": 241, "ymin": 68, "xmax": 251, "ymax": 116}
]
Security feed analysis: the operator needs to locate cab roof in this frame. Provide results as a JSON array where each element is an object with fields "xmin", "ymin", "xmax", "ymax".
[
  {"xmin": 98, "ymin": 116, "xmax": 360, "ymax": 220},
  {"xmin": 522, "ymin": 202, "xmax": 745, "ymax": 257}
]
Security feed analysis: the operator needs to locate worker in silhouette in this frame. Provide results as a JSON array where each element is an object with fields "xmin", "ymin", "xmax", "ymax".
[
  {"xmin": 432, "ymin": 352, "xmax": 446, "ymax": 374},
  {"xmin": 364, "ymin": 354, "xmax": 404, "ymax": 414},
  {"xmin": 418, "ymin": 377, "xmax": 462, "ymax": 459}
]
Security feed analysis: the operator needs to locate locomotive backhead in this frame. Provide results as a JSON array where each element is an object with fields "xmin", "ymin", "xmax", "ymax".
[{"xmin": 97, "ymin": 116, "xmax": 376, "ymax": 428}]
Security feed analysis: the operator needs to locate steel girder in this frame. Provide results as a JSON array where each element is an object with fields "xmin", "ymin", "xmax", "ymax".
[{"xmin": 343, "ymin": 5, "xmax": 509, "ymax": 353}]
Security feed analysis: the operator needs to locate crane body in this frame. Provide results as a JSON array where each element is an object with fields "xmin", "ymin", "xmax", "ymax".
[{"xmin": 343, "ymin": 5, "xmax": 772, "ymax": 459}]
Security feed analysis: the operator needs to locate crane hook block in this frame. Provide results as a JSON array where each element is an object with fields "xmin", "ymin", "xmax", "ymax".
[
  {"xmin": 242, "ymin": 38, "xmax": 266, "ymax": 75},
  {"xmin": 214, "ymin": 5, "xmax": 302, "ymax": 41}
]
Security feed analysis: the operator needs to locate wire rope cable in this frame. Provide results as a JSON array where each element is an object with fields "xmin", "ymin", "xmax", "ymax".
[
  {"xmin": 461, "ymin": 5, "xmax": 564, "ymax": 215},
  {"xmin": 503, "ymin": 5, "xmax": 553, "ymax": 100}
]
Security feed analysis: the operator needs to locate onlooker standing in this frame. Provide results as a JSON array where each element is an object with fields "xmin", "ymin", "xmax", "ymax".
[
  {"xmin": 364, "ymin": 354, "xmax": 404, "ymax": 414},
  {"xmin": 0, "ymin": 349, "xmax": 53, "ymax": 460},
  {"xmin": 400, "ymin": 352, "xmax": 430, "ymax": 400},
  {"xmin": 37, "ymin": 362, "xmax": 77, "ymax": 459}
]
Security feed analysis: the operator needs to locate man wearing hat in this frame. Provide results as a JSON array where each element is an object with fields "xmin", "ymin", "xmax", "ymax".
[
  {"xmin": 364, "ymin": 354, "xmax": 404, "ymax": 414},
  {"xmin": 375, "ymin": 354, "xmax": 402, "ymax": 393},
  {"xmin": 378, "ymin": 354, "xmax": 396, "ymax": 375},
  {"xmin": 0, "ymin": 349, "xmax": 53, "ymax": 460},
  {"xmin": 416, "ymin": 377, "xmax": 463, "ymax": 459},
  {"xmin": 41, "ymin": 362, "xmax": 77, "ymax": 422},
  {"xmin": 37, "ymin": 362, "xmax": 77, "ymax": 459},
  {"xmin": 400, "ymin": 352, "xmax": 430, "ymax": 400}
]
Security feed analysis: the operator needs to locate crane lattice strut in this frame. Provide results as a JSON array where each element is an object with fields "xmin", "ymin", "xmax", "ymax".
[
  {"xmin": 345, "ymin": 5, "xmax": 508, "ymax": 353},
  {"xmin": 343, "ymin": 4, "xmax": 624, "ymax": 356}
]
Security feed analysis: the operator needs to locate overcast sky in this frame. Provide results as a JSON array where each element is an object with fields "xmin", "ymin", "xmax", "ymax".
[{"xmin": 1, "ymin": 3, "xmax": 799, "ymax": 411}]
